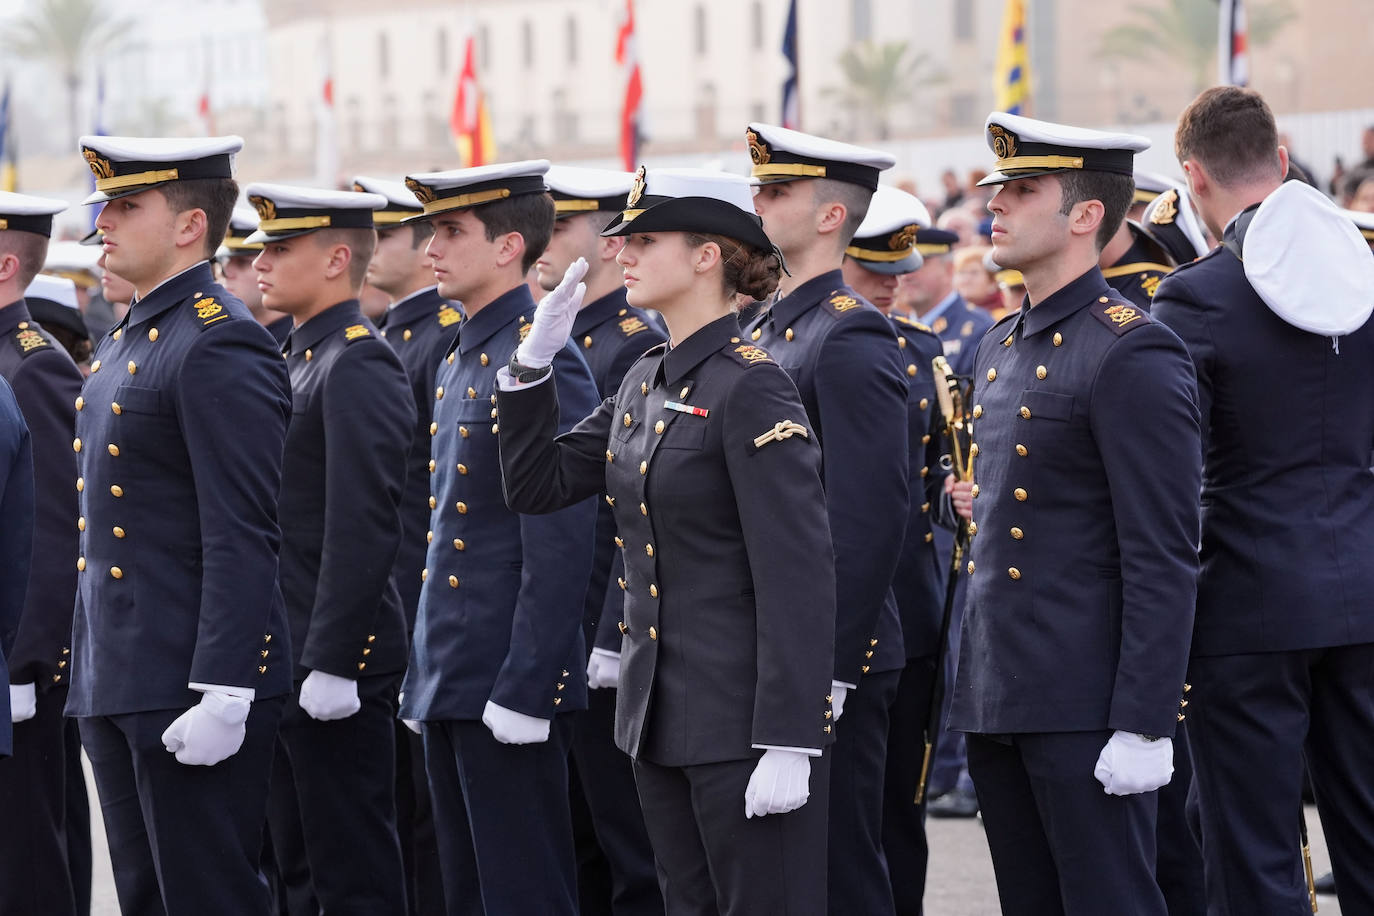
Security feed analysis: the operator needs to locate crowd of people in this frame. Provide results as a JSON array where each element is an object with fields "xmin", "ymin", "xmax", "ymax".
[{"xmin": 0, "ymin": 82, "xmax": 1371, "ymax": 916}]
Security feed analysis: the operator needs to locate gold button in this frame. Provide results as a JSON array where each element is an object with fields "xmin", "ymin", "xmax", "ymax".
[
  {"xmin": 898, "ymin": 337, "xmax": 907, "ymax": 349},
  {"xmin": 967, "ymin": 521, "xmax": 978, "ymax": 536},
  {"xmin": 583, "ymin": 335, "xmax": 593, "ymax": 348},
  {"xmin": 77, "ymin": 557, "xmax": 86, "ymax": 571},
  {"xmin": 111, "ymin": 402, "xmax": 122, "ymax": 415},
  {"xmin": 606, "ymin": 450, "xmax": 614, "ymax": 463},
  {"xmin": 1014, "ymin": 487, "xmax": 1028, "ymax": 501},
  {"xmin": 969, "ymin": 443, "xmax": 980, "ymax": 458},
  {"xmin": 785, "ymin": 328, "xmax": 794, "ymax": 341},
  {"xmin": 17, "ymin": 321, "xmax": 27, "ymax": 329},
  {"xmin": 75, "ymin": 396, "xmax": 84, "ymax": 411},
  {"xmin": 639, "ymin": 460, "xmax": 647, "ymax": 475},
  {"xmin": 1053, "ymin": 332, "xmax": 1063, "ymax": 347},
  {"xmin": 357, "ymin": 662, "xmax": 367, "ymax": 671},
  {"xmin": 449, "ymin": 575, "xmax": 459, "ymax": 588},
  {"xmin": 112, "ymin": 329, "xmax": 121, "ymax": 340},
  {"xmin": 654, "ymin": 420, "xmax": 665, "ymax": 434},
  {"xmin": 1016, "ymin": 444, "xmax": 1028, "ymax": 457},
  {"xmin": 680, "ymin": 386, "xmax": 690, "ymax": 398},
  {"xmin": 649, "ymin": 584, "xmax": 659, "ymax": 598},
  {"xmin": 456, "ymin": 501, "xmax": 468, "ymax": 514},
  {"xmin": 259, "ymin": 666, "xmax": 268, "ymax": 675},
  {"xmin": 861, "ymin": 665, "xmax": 870, "ymax": 674},
  {"xmin": 429, "ymin": 459, "xmax": 436, "ymax": 472},
  {"xmin": 987, "ymin": 368, "xmax": 997, "ymax": 382},
  {"xmin": 972, "ymin": 404, "xmax": 983, "ymax": 419},
  {"xmin": 429, "ymin": 422, "xmax": 438, "ymax": 436},
  {"xmin": 110, "ymin": 566, "xmax": 123, "ymax": 579},
  {"xmin": 924, "ymin": 532, "xmax": 933, "ymax": 542},
  {"xmin": 1008, "ymin": 567, "xmax": 1022, "ymax": 580},
  {"xmin": 1183, "ymin": 683, "xmax": 1192, "ymax": 693},
  {"xmin": 640, "ymin": 502, "xmax": 647, "ymax": 516},
  {"xmin": 921, "ymin": 502, "xmax": 930, "ymax": 513},
  {"xmin": 427, "ymin": 531, "xmax": 434, "ymax": 543},
  {"xmin": 648, "ymin": 626, "xmax": 658, "ymax": 640},
  {"xmin": 907, "ymin": 364, "xmax": 917, "ymax": 377},
  {"xmin": 467, "ymin": 387, "xmax": 477, "ymax": 399},
  {"xmin": 1020, "ymin": 406, "xmax": 1031, "ymax": 419},
  {"xmin": 745, "ymin": 327, "xmax": 759, "ymax": 341},
  {"xmin": 429, "ymin": 496, "xmax": 437, "ymax": 509},
  {"xmin": 447, "ymin": 353, "xmax": 455, "ymax": 365},
  {"xmin": 605, "ymin": 495, "xmax": 615, "ymax": 507},
  {"xmin": 614, "ymin": 536, "xmax": 624, "ymax": 548},
  {"xmin": 368, "ymin": 634, "xmax": 377, "ymax": 643},
  {"xmin": 453, "ymin": 538, "xmax": 465, "ymax": 551},
  {"xmin": 77, "ymin": 517, "xmax": 85, "ymax": 531},
  {"xmin": 638, "ymin": 381, "xmax": 649, "ymax": 396},
  {"xmin": 970, "ymin": 483, "xmax": 980, "ymax": 498},
  {"xmin": 490, "ymin": 408, "xmax": 498, "ymax": 419},
  {"xmin": 623, "ymin": 413, "xmax": 632, "ymax": 428},
  {"xmin": 73, "ymin": 438, "xmax": 82, "ymax": 453},
  {"xmin": 824, "ymin": 724, "xmax": 832, "ymax": 734},
  {"xmin": 113, "ymin": 526, "xmax": 125, "ymax": 539},
  {"xmin": 147, "ymin": 328, "xmax": 158, "ymax": 342},
  {"xmin": 1099, "ymin": 296, "xmax": 1109, "ymax": 303},
  {"xmin": 127, "ymin": 360, "xmax": 137, "ymax": 375},
  {"xmin": 480, "ymin": 352, "xmax": 489, "ymax": 366},
  {"xmin": 460, "ymin": 426, "xmax": 469, "ymax": 438},
  {"xmin": 108, "ymin": 443, "xmax": 120, "ymax": 456},
  {"xmin": 436, "ymin": 386, "xmax": 445, "ymax": 400},
  {"xmin": 645, "ymin": 543, "xmax": 654, "ymax": 557},
  {"xmin": 110, "ymin": 484, "xmax": 123, "ymax": 497},
  {"xmin": 967, "ymin": 561, "xmax": 975, "ymax": 575},
  {"xmin": 76, "ymin": 477, "xmax": 84, "ymax": 492},
  {"xmin": 91, "ymin": 360, "xmax": 100, "ymax": 373},
  {"xmin": 618, "ymin": 577, "xmax": 626, "ymax": 591},
  {"xmin": 491, "ymin": 423, "xmax": 499, "ymax": 434},
  {"xmin": 1036, "ymin": 365, "xmax": 1047, "ymax": 380},
  {"xmin": 305, "ymin": 349, "xmax": 312, "ymax": 361},
  {"xmin": 403, "ymin": 329, "xmax": 413, "ymax": 341},
  {"xmin": 457, "ymin": 463, "xmax": 468, "ymax": 475},
  {"xmin": 920, "ymin": 466, "xmax": 929, "ymax": 478},
  {"xmin": 618, "ymin": 621, "xmax": 628, "ymax": 634},
  {"xmin": 422, "ymin": 568, "xmax": 428, "ymax": 581},
  {"xmin": 1011, "ymin": 527, "xmax": 1024, "ymax": 539}
]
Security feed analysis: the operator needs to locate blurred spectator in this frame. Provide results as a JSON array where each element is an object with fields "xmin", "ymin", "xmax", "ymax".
[
  {"xmin": 1345, "ymin": 170, "xmax": 1374, "ymax": 213},
  {"xmin": 1277, "ymin": 133, "xmax": 1317, "ymax": 188},
  {"xmin": 937, "ymin": 207, "xmax": 979, "ymax": 248},
  {"xmin": 941, "ymin": 169, "xmax": 965, "ymax": 210},
  {"xmin": 953, "ymin": 245, "xmax": 1001, "ymax": 310}
]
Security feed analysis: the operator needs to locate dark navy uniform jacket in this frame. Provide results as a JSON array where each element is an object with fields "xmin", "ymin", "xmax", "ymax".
[
  {"xmin": 498, "ymin": 313, "xmax": 837, "ymax": 766},
  {"xmin": 265, "ymin": 314, "xmax": 294, "ymax": 347},
  {"xmin": 399, "ymin": 285, "xmax": 599, "ymax": 723},
  {"xmin": 280, "ymin": 301, "xmax": 414, "ymax": 681},
  {"xmin": 949, "ymin": 268, "xmax": 1201, "ymax": 739},
  {"xmin": 746, "ymin": 271, "xmax": 909, "ymax": 684},
  {"xmin": 569, "ymin": 289, "xmax": 666, "ymax": 655},
  {"xmin": 1102, "ymin": 222, "xmax": 1173, "ymax": 310},
  {"xmin": 890, "ymin": 314, "xmax": 948, "ymax": 659},
  {"xmin": 67, "ymin": 262, "xmax": 293, "ymax": 717},
  {"xmin": 929, "ymin": 292, "xmax": 995, "ymax": 377},
  {"xmin": 1152, "ymin": 233, "xmax": 1374, "ymax": 656},
  {"xmin": 0, "ymin": 302, "xmax": 81, "ymax": 691},
  {"xmin": 0, "ymin": 377, "xmax": 35, "ymax": 751},
  {"xmin": 379, "ymin": 286, "xmax": 463, "ymax": 629}
]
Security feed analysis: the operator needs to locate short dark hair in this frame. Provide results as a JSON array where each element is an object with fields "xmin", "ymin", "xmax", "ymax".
[
  {"xmin": 1175, "ymin": 86, "xmax": 1282, "ymax": 187},
  {"xmin": 156, "ymin": 178, "xmax": 240, "ymax": 258},
  {"xmin": 1057, "ymin": 171, "xmax": 1135, "ymax": 251},
  {"xmin": 471, "ymin": 193, "xmax": 555, "ymax": 273},
  {"xmin": 0, "ymin": 230, "xmax": 49, "ymax": 289},
  {"xmin": 407, "ymin": 221, "xmax": 433, "ymax": 249},
  {"xmin": 811, "ymin": 178, "xmax": 872, "ymax": 245},
  {"xmin": 314, "ymin": 227, "xmax": 377, "ymax": 290}
]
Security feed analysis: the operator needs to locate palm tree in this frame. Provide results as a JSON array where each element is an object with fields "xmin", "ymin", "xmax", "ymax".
[
  {"xmin": 3, "ymin": 0, "xmax": 129, "ymax": 146},
  {"xmin": 825, "ymin": 41, "xmax": 947, "ymax": 140},
  {"xmin": 1098, "ymin": 0, "xmax": 1295, "ymax": 94}
]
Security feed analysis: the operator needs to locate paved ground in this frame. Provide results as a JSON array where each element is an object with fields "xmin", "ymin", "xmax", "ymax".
[{"xmin": 86, "ymin": 756, "xmax": 1341, "ymax": 914}]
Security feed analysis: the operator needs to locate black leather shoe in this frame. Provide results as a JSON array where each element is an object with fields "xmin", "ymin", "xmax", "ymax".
[
  {"xmin": 928, "ymin": 789, "xmax": 979, "ymax": 818},
  {"xmin": 1313, "ymin": 871, "xmax": 1336, "ymax": 895}
]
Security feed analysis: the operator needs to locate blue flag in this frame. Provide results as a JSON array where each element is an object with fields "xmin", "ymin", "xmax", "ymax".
[{"xmin": 781, "ymin": 0, "xmax": 799, "ymax": 129}]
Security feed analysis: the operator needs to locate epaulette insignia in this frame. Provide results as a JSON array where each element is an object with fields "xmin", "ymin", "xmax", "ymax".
[
  {"xmin": 932, "ymin": 316, "xmax": 948, "ymax": 334},
  {"xmin": 619, "ymin": 316, "xmax": 648, "ymax": 337},
  {"xmin": 1092, "ymin": 301, "xmax": 1152, "ymax": 336},
  {"xmin": 518, "ymin": 321, "xmax": 532, "ymax": 342},
  {"xmin": 1142, "ymin": 274, "xmax": 1162, "ymax": 298},
  {"xmin": 344, "ymin": 324, "xmax": 371, "ymax": 342},
  {"xmin": 753, "ymin": 420, "xmax": 809, "ymax": 450},
  {"xmin": 1150, "ymin": 189, "xmax": 1179, "ymax": 226},
  {"xmin": 437, "ymin": 306, "xmax": 462, "ymax": 328},
  {"xmin": 960, "ymin": 320, "xmax": 974, "ymax": 336},
  {"xmin": 730, "ymin": 343, "xmax": 774, "ymax": 366},
  {"xmin": 12, "ymin": 327, "xmax": 50, "ymax": 356},
  {"xmin": 193, "ymin": 297, "xmax": 228, "ymax": 327},
  {"xmin": 826, "ymin": 293, "xmax": 862, "ymax": 314}
]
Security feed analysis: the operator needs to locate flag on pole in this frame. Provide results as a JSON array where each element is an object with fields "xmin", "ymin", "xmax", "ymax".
[
  {"xmin": 1218, "ymin": 0, "xmax": 1249, "ymax": 86},
  {"xmin": 994, "ymin": 0, "xmax": 1031, "ymax": 115},
  {"xmin": 450, "ymin": 35, "xmax": 496, "ymax": 167},
  {"xmin": 615, "ymin": 0, "xmax": 643, "ymax": 171},
  {"xmin": 314, "ymin": 32, "xmax": 339, "ymax": 187},
  {"xmin": 0, "ymin": 79, "xmax": 16, "ymax": 192},
  {"xmin": 780, "ymin": 0, "xmax": 800, "ymax": 129}
]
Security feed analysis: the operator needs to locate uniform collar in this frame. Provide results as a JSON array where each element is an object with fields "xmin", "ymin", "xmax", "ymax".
[
  {"xmin": 284, "ymin": 299, "xmax": 362, "ymax": 353},
  {"xmin": 384, "ymin": 286, "xmax": 444, "ymax": 327},
  {"xmin": 1022, "ymin": 267, "xmax": 1112, "ymax": 338},
  {"xmin": 924, "ymin": 289, "xmax": 962, "ymax": 324},
  {"xmin": 571, "ymin": 288, "xmax": 629, "ymax": 336},
  {"xmin": 768, "ymin": 269, "xmax": 845, "ymax": 329},
  {"xmin": 0, "ymin": 299, "xmax": 35, "ymax": 336},
  {"xmin": 457, "ymin": 285, "xmax": 535, "ymax": 354},
  {"xmin": 657, "ymin": 312, "xmax": 741, "ymax": 387},
  {"xmin": 124, "ymin": 261, "xmax": 216, "ymax": 327}
]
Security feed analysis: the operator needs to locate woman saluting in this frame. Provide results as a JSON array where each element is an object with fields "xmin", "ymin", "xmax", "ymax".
[{"xmin": 495, "ymin": 168, "xmax": 837, "ymax": 914}]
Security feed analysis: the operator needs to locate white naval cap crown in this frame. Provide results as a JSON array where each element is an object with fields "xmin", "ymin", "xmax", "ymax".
[
  {"xmin": 0, "ymin": 190, "xmax": 68, "ymax": 237},
  {"xmin": 544, "ymin": 165, "xmax": 636, "ymax": 216},
  {"xmin": 43, "ymin": 240, "xmax": 103, "ymax": 278},
  {"xmin": 746, "ymin": 122, "xmax": 896, "ymax": 191},
  {"xmin": 24, "ymin": 274, "xmax": 79, "ymax": 311},
  {"xmin": 79, "ymin": 135, "xmax": 243, "ymax": 204},
  {"xmin": 351, "ymin": 176, "xmax": 424, "ymax": 224},
  {"xmin": 845, "ymin": 186, "xmax": 933, "ymax": 275},
  {"xmin": 978, "ymin": 113, "xmax": 1150, "ymax": 186},
  {"xmin": 241, "ymin": 183, "xmax": 389, "ymax": 244},
  {"xmin": 403, "ymin": 160, "xmax": 551, "ymax": 221}
]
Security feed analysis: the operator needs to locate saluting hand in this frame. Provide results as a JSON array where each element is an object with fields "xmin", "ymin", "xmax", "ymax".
[
  {"xmin": 945, "ymin": 474, "xmax": 975, "ymax": 522},
  {"xmin": 515, "ymin": 257, "xmax": 589, "ymax": 370}
]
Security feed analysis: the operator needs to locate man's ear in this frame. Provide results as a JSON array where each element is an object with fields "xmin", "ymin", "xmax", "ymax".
[
  {"xmin": 815, "ymin": 200, "xmax": 848, "ymax": 238},
  {"xmin": 323, "ymin": 243, "xmax": 353, "ymax": 282},
  {"xmin": 1068, "ymin": 198, "xmax": 1105, "ymax": 243},
  {"xmin": 494, "ymin": 231, "xmax": 526, "ymax": 269},
  {"xmin": 174, "ymin": 207, "xmax": 209, "ymax": 254},
  {"xmin": 599, "ymin": 234, "xmax": 626, "ymax": 264},
  {"xmin": 0, "ymin": 252, "xmax": 21, "ymax": 284},
  {"xmin": 1182, "ymin": 159, "xmax": 1208, "ymax": 199}
]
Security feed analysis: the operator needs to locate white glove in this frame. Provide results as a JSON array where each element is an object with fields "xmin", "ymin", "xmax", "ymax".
[
  {"xmin": 586, "ymin": 648, "xmax": 622, "ymax": 690},
  {"xmin": 830, "ymin": 682, "xmax": 849, "ymax": 722},
  {"xmin": 9, "ymin": 683, "xmax": 36, "ymax": 724},
  {"xmin": 161, "ymin": 690, "xmax": 251, "ymax": 766},
  {"xmin": 514, "ymin": 258, "xmax": 588, "ymax": 368},
  {"xmin": 398, "ymin": 691, "xmax": 422, "ymax": 734},
  {"xmin": 482, "ymin": 700, "xmax": 551, "ymax": 745},
  {"xmin": 1093, "ymin": 730, "xmax": 1174, "ymax": 796},
  {"xmin": 744, "ymin": 749, "xmax": 812, "ymax": 819},
  {"xmin": 298, "ymin": 669, "xmax": 362, "ymax": 721}
]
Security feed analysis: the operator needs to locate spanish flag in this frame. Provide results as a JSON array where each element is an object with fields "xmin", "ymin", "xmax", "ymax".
[
  {"xmin": 994, "ymin": 0, "xmax": 1031, "ymax": 115},
  {"xmin": 450, "ymin": 36, "xmax": 496, "ymax": 168}
]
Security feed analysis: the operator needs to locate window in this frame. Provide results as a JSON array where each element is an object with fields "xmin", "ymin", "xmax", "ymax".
[
  {"xmin": 950, "ymin": 92, "xmax": 978, "ymax": 127},
  {"xmin": 378, "ymin": 33, "xmax": 389, "ymax": 80},
  {"xmin": 751, "ymin": 2, "xmax": 764, "ymax": 51},
  {"xmin": 522, "ymin": 20, "xmax": 535, "ymax": 68},
  {"xmin": 852, "ymin": 0, "xmax": 871, "ymax": 42},
  {"xmin": 380, "ymin": 94, "xmax": 398, "ymax": 147},
  {"xmin": 437, "ymin": 29, "xmax": 449, "ymax": 74},
  {"xmin": 478, "ymin": 25, "xmax": 491, "ymax": 71},
  {"xmin": 566, "ymin": 16, "xmax": 578, "ymax": 66},
  {"xmin": 693, "ymin": 5, "xmax": 707, "ymax": 57},
  {"xmin": 954, "ymin": 0, "xmax": 975, "ymax": 42},
  {"xmin": 694, "ymin": 82, "xmax": 717, "ymax": 139}
]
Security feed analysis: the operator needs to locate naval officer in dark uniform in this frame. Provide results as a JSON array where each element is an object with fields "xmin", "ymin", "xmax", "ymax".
[
  {"xmin": 1099, "ymin": 217, "xmax": 1175, "ymax": 309},
  {"xmin": 745, "ymin": 122, "xmax": 910, "ymax": 916},
  {"xmin": 0, "ymin": 373, "xmax": 34, "ymax": 751},
  {"xmin": 841, "ymin": 185, "xmax": 951, "ymax": 915},
  {"xmin": 398, "ymin": 160, "xmax": 600, "ymax": 916},
  {"xmin": 245, "ymin": 183, "xmax": 413, "ymax": 915},
  {"xmin": 497, "ymin": 166, "xmax": 837, "ymax": 914},
  {"xmin": 67, "ymin": 135, "xmax": 293, "ymax": 916},
  {"xmin": 1152, "ymin": 85, "xmax": 1374, "ymax": 916},
  {"xmin": 353, "ymin": 173, "xmax": 457, "ymax": 916},
  {"xmin": 218, "ymin": 205, "xmax": 292, "ymax": 345},
  {"xmin": 897, "ymin": 227, "xmax": 995, "ymax": 377},
  {"xmin": 536, "ymin": 165, "xmax": 664, "ymax": 916},
  {"xmin": 0, "ymin": 192, "xmax": 85, "ymax": 916},
  {"xmin": 946, "ymin": 114, "xmax": 1202, "ymax": 916}
]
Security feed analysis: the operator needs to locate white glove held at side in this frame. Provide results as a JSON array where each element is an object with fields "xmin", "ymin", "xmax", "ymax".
[
  {"xmin": 1094, "ymin": 730, "xmax": 1174, "ymax": 796},
  {"xmin": 482, "ymin": 700, "xmax": 551, "ymax": 745},
  {"xmin": 9, "ymin": 683, "xmax": 36, "ymax": 723},
  {"xmin": 298, "ymin": 670, "xmax": 362, "ymax": 721},
  {"xmin": 830, "ymin": 682, "xmax": 849, "ymax": 722},
  {"xmin": 161, "ymin": 690, "xmax": 251, "ymax": 766},
  {"xmin": 744, "ymin": 749, "xmax": 812, "ymax": 818},
  {"xmin": 514, "ymin": 258, "xmax": 588, "ymax": 368},
  {"xmin": 586, "ymin": 648, "xmax": 622, "ymax": 690}
]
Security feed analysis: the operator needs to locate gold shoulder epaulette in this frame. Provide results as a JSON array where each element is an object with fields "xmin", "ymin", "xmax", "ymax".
[
  {"xmin": 192, "ymin": 296, "xmax": 229, "ymax": 329},
  {"xmin": 1091, "ymin": 300, "xmax": 1153, "ymax": 336},
  {"xmin": 343, "ymin": 323, "xmax": 372, "ymax": 342},
  {"xmin": 437, "ymin": 305, "xmax": 462, "ymax": 328},
  {"xmin": 11, "ymin": 325, "xmax": 51, "ymax": 356}
]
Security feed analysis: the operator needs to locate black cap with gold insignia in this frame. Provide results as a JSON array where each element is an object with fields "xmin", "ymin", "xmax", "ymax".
[
  {"xmin": 600, "ymin": 166, "xmax": 774, "ymax": 255},
  {"xmin": 544, "ymin": 166, "xmax": 634, "ymax": 219},
  {"xmin": 402, "ymin": 160, "xmax": 550, "ymax": 223},
  {"xmin": 913, "ymin": 227, "xmax": 960, "ymax": 258},
  {"xmin": 746, "ymin": 123, "xmax": 895, "ymax": 191},
  {"xmin": 79, "ymin": 135, "xmax": 243, "ymax": 205},
  {"xmin": 219, "ymin": 205, "xmax": 264, "ymax": 256},
  {"xmin": 351, "ymin": 175, "xmax": 424, "ymax": 225},
  {"xmin": 844, "ymin": 186, "xmax": 932, "ymax": 275},
  {"xmin": 1142, "ymin": 187, "xmax": 1210, "ymax": 264},
  {"xmin": 241, "ymin": 183, "xmax": 388, "ymax": 244},
  {"xmin": 976, "ymin": 113, "xmax": 1149, "ymax": 187},
  {"xmin": 0, "ymin": 190, "xmax": 68, "ymax": 237}
]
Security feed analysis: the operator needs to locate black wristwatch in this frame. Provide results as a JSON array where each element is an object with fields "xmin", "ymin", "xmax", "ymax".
[
  {"xmin": 1137, "ymin": 734, "xmax": 1163, "ymax": 742},
  {"xmin": 507, "ymin": 356, "xmax": 553, "ymax": 384}
]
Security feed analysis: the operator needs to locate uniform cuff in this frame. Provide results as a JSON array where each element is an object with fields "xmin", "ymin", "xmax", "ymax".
[
  {"xmin": 495, "ymin": 366, "xmax": 554, "ymax": 391},
  {"xmin": 752, "ymin": 744, "xmax": 824, "ymax": 757},
  {"xmin": 188, "ymin": 682, "xmax": 256, "ymax": 701}
]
